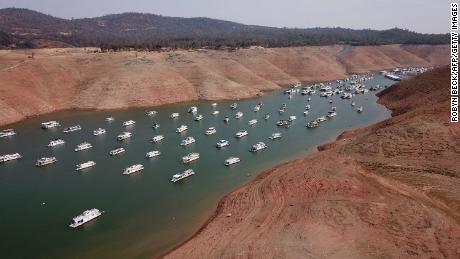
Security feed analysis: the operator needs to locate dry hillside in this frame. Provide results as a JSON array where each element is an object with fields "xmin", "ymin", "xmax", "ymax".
[
  {"xmin": 164, "ymin": 67, "xmax": 460, "ymax": 259},
  {"xmin": 0, "ymin": 44, "xmax": 448, "ymax": 126}
]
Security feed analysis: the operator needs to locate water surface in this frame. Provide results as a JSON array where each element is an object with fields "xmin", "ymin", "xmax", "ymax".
[{"xmin": 0, "ymin": 74, "xmax": 394, "ymax": 258}]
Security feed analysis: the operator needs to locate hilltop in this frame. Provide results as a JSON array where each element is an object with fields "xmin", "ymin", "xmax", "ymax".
[{"xmin": 0, "ymin": 8, "xmax": 449, "ymax": 49}]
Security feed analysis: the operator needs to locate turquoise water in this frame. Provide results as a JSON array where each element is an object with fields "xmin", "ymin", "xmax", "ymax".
[{"xmin": 0, "ymin": 74, "xmax": 394, "ymax": 258}]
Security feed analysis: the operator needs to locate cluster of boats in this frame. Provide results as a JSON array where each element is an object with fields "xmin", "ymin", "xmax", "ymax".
[{"xmin": 0, "ymin": 70, "xmax": 405, "ymax": 229}]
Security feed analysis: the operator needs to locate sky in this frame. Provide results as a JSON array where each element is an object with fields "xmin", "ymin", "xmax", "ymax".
[{"xmin": 0, "ymin": 0, "xmax": 451, "ymax": 33}]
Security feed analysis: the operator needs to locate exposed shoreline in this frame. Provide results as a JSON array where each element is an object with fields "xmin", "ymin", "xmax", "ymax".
[
  {"xmin": 0, "ymin": 44, "xmax": 448, "ymax": 127},
  {"xmin": 163, "ymin": 67, "xmax": 460, "ymax": 258}
]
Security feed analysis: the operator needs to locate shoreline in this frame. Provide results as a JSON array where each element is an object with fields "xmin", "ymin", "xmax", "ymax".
[
  {"xmin": 162, "ymin": 66, "xmax": 460, "ymax": 258},
  {"xmin": 0, "ymin": 44, "xmax": 448, "ymax": 127}
]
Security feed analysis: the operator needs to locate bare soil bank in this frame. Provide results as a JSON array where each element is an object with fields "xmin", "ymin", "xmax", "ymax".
[
  {"xmin": 164, "ymin": 67, "xmax": 460, "ymax": 258},
  {"xmin": 0, "ymin": 44, "xmax": 448, "ymax": 126}
]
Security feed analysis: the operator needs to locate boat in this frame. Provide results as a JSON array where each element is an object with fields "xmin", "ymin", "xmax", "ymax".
[
  {"xmin": 224, "ymin": 157, "xmax": 241, "ymax": 166},
  {"xmin": 0, "ymin": 153, "xmax": 22, "ymax": 163},
  {"xmin": 329, "ymin": 99, "xmax": 333, "ymax": 104},
  {"xmin": 63, "ymin": 125, "xmax": 82, "ymax": 133},
  {"xmin": 250, "ymin": 142, "xmax": 267, "ymax": 152},
  {"xmin": 235, "ymin": 130, "xmax": 248, "ymax": 138},
  {"xmin": 351, "ymin": 101, "xmax": 356, "ymax": 106},
  {"xmin": 253, "ymin": 105, "xmax": 260, "ymax": 112},
  {"xmin": 176, "ymin": 125, "xmax": 188, "ymax": 133},
  {"xmin": 0, "ymin": 129, "xmax": 16, "ymax": 138},
  {"xmin": 41, "ymin": 121, "xmax": 60, "ymax": 129},
  {"xmin": 146, "ymin": 151, "xmax": 161, "ymax": 158},
  {"xmin": 306, "ymin": 121, "xmax": 319, "ymax": 128},
  {"xmin": 230, "ymin": 103, "xmax": 238, "ymax": 109},
  {"xmin": 212, "ymin": 110, "xmax": 220, "ymax": 115},
  {"xmin": 211, "ymin": 103, "xmax": 218, "ymax": 107},
  {"xmin": 123, "ymin": 164, "xmax": 144, "ymax": 175},
  {"xmin": 248, "ymin": 119, "xmax": 257, "ymax": 125},
  {"xmin": 151, "ymin": 135, "xmax": 164, "ymax": 142},
  {"xmin": 182, "ymin": 153, "xmax": 200, "ymax": 163},
  {"xmin": 171, "ymin": 169, "xmax": 195, "ymax": 182},
  {"xmin": 194, "ymin": 114, "xmax": 203, "ymax": 121},
  {"xmin": 69, "ymin": 208, "xmax": 103, "ymax": 228},
  {"xmin": 180, "ymin": 136, "xmax": 195, "ymax": 146},
  {"xmin": 146, "ymin": 110, "xmax": 158, "ymax": 116},
  {"xmin": 105, "ymin": 117, "xmax": 115, "ymax": 122},
  {"xmin": 109, "ymin": 147, "xmax": 125, "ymax": 156},
  {"xmin": 289, "ymin": 116, "xmax": 297, "ymax": 121},
  {"xmin": 36, "ymin": 157, "xmax": 57, "ymax": 167},
  {"xmin": 188, "ymin": 106, "xmax": 198, "ymax": 113},
  {"xmin": 152, "ymin": 123, "xmax": 160, "ymax": 129},
  {"xmin": 117, "ymin": 132, "xmax": 132, "ymax": 141},
  {"xmin": 122, "ymin": 120, "xmax": 135, "ymax": 127},
  {"xmin": 327, "ymin": 112, "xmax": 337, "ymax": 118},
  {"xmin": 224, "ymin": 117, "xmax": 230, "ymax": 123},
  {"xmin": 278, "ymin": 108, "xmax": 285, "ymax": 114},
  {"xmin": 316, "ymin": 116, "xmax": 327, "ymax": 123},
  {"xmin": 331, "ymin": 106, "xmax": 337, "ymax": 111},
  {"xmin": 269, "ymin": 132, "xmax": 282, "ymax": 140},
  {"xmin": 357, "ymin": 106, "xmax": 364, "ymax": 113},
  {"xmin": 305, "ymin": 105, "xmax": 311, "ymax": 110},
  {"xmin": 235, "ymin": 112, "xmax": 243, "ymax": 119},
  {"xmin": 170, "ymin": 113, "xmax": 180, "ymax": 119},
  {"xmin": 75, "ymin": 161, "xmax": 96, "ymax": 171},
  {"xmin": 276, "ymin": 120, "xmax": 290, "ymax": 126},
  {"xmin": 303, "ymin": 111, "xmax": 309, "ymax": 116},
  {"xmin": 385, "ymin": 73, "xmax": 401, "ymax": 81},
  {"xmin": 74, "ymin": 142, "xmax": 92, "ymax": 152},
  {"xmin": 48, "ymin": 138, "xmax": 65, "ymax": 147},
  {"xmin": 264, "ymin": 114, "xmax": 270, "ymax": 120},
  {"xmin": 205, "ymin": 127, "xmax": 217, "ymax": 135},
  {"xmin": 216, "ymin": 139, "xmax": 230, "ymax": 148},
  {"xmin": 93, "ymin": 128, "xmax": 106, "ymax": 136}
]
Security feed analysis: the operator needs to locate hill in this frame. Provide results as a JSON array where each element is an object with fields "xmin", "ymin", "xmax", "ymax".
[
  {"xmin": 164, "ymin": 67, "xmax": 460, "ymax": 258},
  {"xmin": 0, "ymin": 8, "xmax": 449, "ymax": 49}
]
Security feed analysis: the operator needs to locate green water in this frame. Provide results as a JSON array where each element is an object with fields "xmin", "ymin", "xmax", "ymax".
[{"xmin": 0, "ymin": 74, "xmax": 394, "ymax": 258}]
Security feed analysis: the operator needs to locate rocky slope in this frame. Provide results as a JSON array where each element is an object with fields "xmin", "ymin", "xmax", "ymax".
[
  {"xmin": 164, "ymin": 67, "xmax": 460, "ymax": 258},
  {"xmin": 0, "ymin": 44, "xmax": 448, "ymax": 126}
]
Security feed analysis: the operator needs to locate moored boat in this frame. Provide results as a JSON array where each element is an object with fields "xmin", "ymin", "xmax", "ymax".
[
  {"xmin": 216, "ymin": 139, "xmax": 229, "ymax": 148},
  {"xmin": 69, "ymin": 208, "xmax": 103, "ymax": 228},
  {"xmin": 205, "ymin": 127, "xmax": 217, "ymax": 135},
  {"xmin": 0, "ymin": 153, "xmax": 22, "ymax": 163},
  {"xmin": 180, "ymin": 136, "xmax": 195, "ymax": 146},
  {"xmin": 41, "ymin": 121, "xmax": 60, "ymax": 129},
  {"xmin": 171, "ymin": 169, "xmax": 195, "ymax": 182},
  {"xmin": 117, "ymin": 132, "xmax": 132, "ymax": 141},
  {"xmin": 122, "ymin": 120, "xmax": 135, "ymax": 127},
  {"xmin": 176, "ymin": 125, "xmax": 188, "ymax": 133},
  {"xmin": 74, "ymin": 142, "xmax": 92, "ymax": 152},
  {"xmin": 250, "ymin": 142, "xmax": 267, "ymax": 152},
  {"xmin": 75, "ymin": 161, "xmax": 96, "ymax": 171},
  {"xmin": 36, "ymin": 157, "xmax": 57, "ymax": 167},
  {"xmin": 123, "ymin": 164, "xmax": 144, "ymax": 175},
  {"xmin": 224, "ymin": 157, "xmax": 241, "ymax": 166},
  {"xmin": 109, "ymin": 147, "xmax": 125, "ymax": 156},
  {"xmin": 146, "ymin": 150, "xmax": 161, "ymax": 158},
  {"xmin": 93, "ymin": 128, "xmax": 106, "ymax": 136},
  {"xmin": 182, "ymin": 152, "xmax": 200, "ymax": 164}
]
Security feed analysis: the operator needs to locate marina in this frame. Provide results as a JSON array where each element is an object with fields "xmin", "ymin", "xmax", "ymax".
[{"xmin": 0, "ymin": 73, "xmax": 395, "ymax": 258}]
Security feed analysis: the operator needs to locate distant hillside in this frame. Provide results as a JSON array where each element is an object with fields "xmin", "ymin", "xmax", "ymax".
[{"xmin": 0, "ymin": 8, "xmax": 449, "ymax": 49}]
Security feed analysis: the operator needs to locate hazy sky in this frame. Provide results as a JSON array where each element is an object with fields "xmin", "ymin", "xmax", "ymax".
[{"xmin": 0, "ymin": 0, "xmax": 450, "ymax": 33}]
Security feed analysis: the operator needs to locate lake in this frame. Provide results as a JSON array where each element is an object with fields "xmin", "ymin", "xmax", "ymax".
[{"xmin": 0, "ymin": 73, "xmax": 394, "ymax": 258}]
